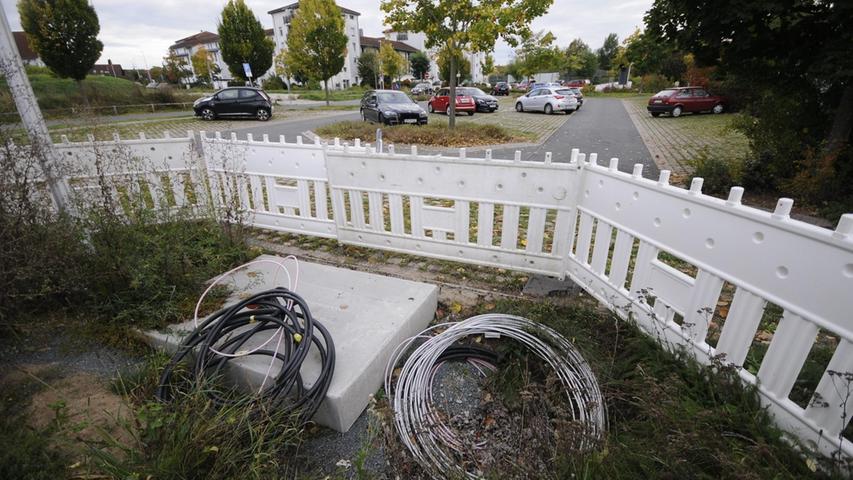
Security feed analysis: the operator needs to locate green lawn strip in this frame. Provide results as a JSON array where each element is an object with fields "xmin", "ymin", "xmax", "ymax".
[{"xmin": 316, "ymin": 120, "xmax": 532, "ymax": 148}]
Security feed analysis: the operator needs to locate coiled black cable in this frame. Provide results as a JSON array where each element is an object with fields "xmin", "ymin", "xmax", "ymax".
[{"xmin": 155, "ymin": 287, "xmax": 335, "ymax": 424}]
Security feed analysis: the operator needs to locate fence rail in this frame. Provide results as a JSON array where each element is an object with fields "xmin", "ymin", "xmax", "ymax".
[{"xmin": 25, "ymin": 130, "xmax": 853, "ymax": 462}]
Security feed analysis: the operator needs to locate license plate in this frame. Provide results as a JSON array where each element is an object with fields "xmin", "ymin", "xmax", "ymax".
[
  {"xmin": 403, "ymin": 118, "xmax": 417, "ymax": 124},
  {"xmin": 654, "ymin": 100, "xmax": 662, "ymax": 104}
]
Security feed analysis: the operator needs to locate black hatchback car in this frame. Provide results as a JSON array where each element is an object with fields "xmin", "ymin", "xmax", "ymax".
[
  {"xmin": 492, "ymin": 82, "xmax": 510, "ymax": 96},
  {"xmin": 457, "ymin": 87, "xmax": 499, "ymax": 112},
  {"xmin": 360, "ymin": 90, "xmax": 428, "ymax": 125},
  {"xmin": 193, "ymin": 87, "xmax": 273, "ymax": 121}
]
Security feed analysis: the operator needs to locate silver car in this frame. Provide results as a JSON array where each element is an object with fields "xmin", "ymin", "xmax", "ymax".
[{"xmin": 514, "ymin": 87, "xmax": 579, "ymax": 114}]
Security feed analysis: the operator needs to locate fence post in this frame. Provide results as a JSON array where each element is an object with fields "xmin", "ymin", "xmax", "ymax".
[
  {"xmin": 151, "ymin": 104, "xmax": 155, "ymax": 113},
  {"xmin": 0, "ymin": 7, "xmax": 70, "ymax": 212},
  {"xmin": 113, "ymin": 105, "xmax": 118, "ymax": 115}
]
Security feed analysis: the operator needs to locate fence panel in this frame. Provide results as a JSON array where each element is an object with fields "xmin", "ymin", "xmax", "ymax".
[
  {"xmin": 324, "ymin": 146, "xmax": 584, "ymax": 276},
  {"xmin": 201, "ymin": 132, "xmax": 337, "ymax": 238},
  {"xmin": 565, "ymin": 157, "xmax": 853, "ymax": 459}
]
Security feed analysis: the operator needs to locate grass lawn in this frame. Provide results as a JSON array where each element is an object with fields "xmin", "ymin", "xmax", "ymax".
[{"xmin": 293, "ymin": 87, "xmax": 367, "ymax": 101}]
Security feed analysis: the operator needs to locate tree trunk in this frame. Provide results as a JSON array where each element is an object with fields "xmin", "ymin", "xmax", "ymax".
[
  {"xmin": 824, "ymin": 84, "xmax": 853, "ymax": 156},
  {"xmin": 449, "ymin": 52, "xmax": 457, "ymax": 130},
  {"xmin": 324, "ymin": 79, "xmax": 330, "ymax": 106},
  {"xmin": 76, "ymin": 79, "xmax": 90, "ymax": 109}
]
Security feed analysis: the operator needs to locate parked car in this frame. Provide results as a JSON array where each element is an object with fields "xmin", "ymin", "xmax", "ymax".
[
  {"xmin": 566, "ymin": 87, "xmax": 584, "ymax": 108},
  {"xmin": 515, "ymin": 87, "xmax": 579, "ymax": 114},
  {"xmin": 492, "ymin": 82, "xmax": 510, "ymax": 96},
  {"xmin": 428, "ymin": 88, "xmax": 476, "ymax": 116},
  {"xmin": 528, "ymin": 82, "xmax": 549, "ymax": 91},
  {"xmin": 193, "ymin": 87, "xmax": 273, "ymax": 121},
  {"xmin": 647, "ymin": 86, "xmax": 725, "ymax": 117},
  {"xmin": 457, "ymin": 87, "xmax": 498, "ymax": 112},
  {"xmin": 360, "ymin": 90, "xmax": 428, "ymax": 125},
  {"xmin": 411, "ymin": 82, "xmax": 434, "ymax": 96},
  {"xmin": 516, "ymin": 80, "xmax": 530, "ymax": 91}
]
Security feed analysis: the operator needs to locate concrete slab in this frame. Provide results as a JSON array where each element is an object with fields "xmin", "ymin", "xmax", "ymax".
[
  {"xmin": 145, "ymin": 254, "xmax": 438, "ymax": 432},
  {"xmin": 522, "ymin": 274, "xmax": 582, "ymax": 297}
]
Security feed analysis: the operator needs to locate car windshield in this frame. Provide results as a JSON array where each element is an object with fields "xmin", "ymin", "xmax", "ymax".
[
  {"xmin": 377, "ymin": 92, "xmax": 413, "ymax": 104},
  {"xmin": 655, "ymin": 89, "xmax": 677, "ymax": 96},
  {"xmin": 556, "ymin": 89, "xmax": 575, "ymax": 95},
  {"xmin": 458, "ymin": 88, "xmax": 486, "ymax": 96}
]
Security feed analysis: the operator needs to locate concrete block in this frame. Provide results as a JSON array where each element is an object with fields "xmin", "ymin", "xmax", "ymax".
[
  {"xmin": 145, "ymin": 255, "xmax": 438, "ymax": 432},
  {"xmin": 522, "ymin": 274, "xmax": 582, "ymax": 297}
]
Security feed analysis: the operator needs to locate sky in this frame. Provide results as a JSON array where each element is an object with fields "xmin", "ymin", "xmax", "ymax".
[{"xmin": 1, "ymin": 0, "xmax": 652, "ymax": 69}]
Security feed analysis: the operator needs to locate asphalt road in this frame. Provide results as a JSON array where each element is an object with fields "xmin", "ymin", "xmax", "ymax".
[{"xmin": 223, "ymin": 97, "xmax": 657, "ymax": 177}]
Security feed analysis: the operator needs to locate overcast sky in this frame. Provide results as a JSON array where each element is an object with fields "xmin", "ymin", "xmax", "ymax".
[{"xmin": 1, "ymin": 0, "xmax": 652, "ymax": 69}]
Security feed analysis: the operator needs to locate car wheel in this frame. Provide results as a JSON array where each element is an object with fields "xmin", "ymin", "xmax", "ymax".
[
  {"xmin": 712, "ymin": 103, "xmax": 724, "ymax": 114},
  {"xmin": 467, "ymin": 111, "xmax": 474, "ymax": 116},
  {"xmin": 544, "ymin": 103, "xmax": 553, "ymax": 115},
  {"xmin": 378, "ymin": 113, "xmax": 385, "ymax": 125},
  {"xmin": 360, "ymin": 109, "xmax": 366, "ymax": 121},
  {"xmin": 671, "ymin": 106, "xmax": 682, "ymax": 117},
  {"xmin": 428, "ymin": 103, "xmax": 434, "ymax": 113},
  {"xmin": 201, "ymin": 107, "xmax": 215, "ymax": 121},
  {"xmin": 446, "ymin": 106, "xmax": 452, "ymax": 116},
  {"xmin": 515, "ymin": 102, "xmax": 523, "ymax": 112},
  {"xmin": 651, "ymin": 112, "xmax": 661, "ymax": 117},
  {"xmin": 256, "ymin": 108, "xmax": 270, "ymax": 121}
]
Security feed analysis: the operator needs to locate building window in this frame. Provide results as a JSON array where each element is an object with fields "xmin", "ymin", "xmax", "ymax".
[
  {"xmin": 343, "ymin": 66, "xmax": 347, "ymax": 72},
  {"xmin": 397, "ymin": 32, "xmax": 408, "ymax": 41}
]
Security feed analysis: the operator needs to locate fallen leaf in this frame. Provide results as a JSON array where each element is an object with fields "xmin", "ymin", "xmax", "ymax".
[
  {"xmin": 450, "ymin": 302, "xmax": 462, "ymax": 314},
  {"xmin": 484, "ymin": 303, "xmax": 495, "ymax": 311}
]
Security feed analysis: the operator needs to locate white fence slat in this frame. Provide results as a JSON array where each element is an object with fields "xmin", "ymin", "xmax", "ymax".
[
  {"xmin": 297, "ymin": 180, "xmax": 312, "ymax": 217},
  {"xmin": 627, "ymin": 240, "xmax": 659, "ymax": 297},
  {"xmin": 714, "ymin": 289, "xmax": 767, "ymax": 367},
  {"xmin": 804, "ymin": 339, "xmax": 853, "ymax": 437},
  {"xmin": 590, "ymin": 220, "xmax": 613, "ymax": 274},
  {"xmin": 477, "ymin": 202, "xmax": 494, "ymax": 247},
  {"xmin": 314, "ymin": 181, "xmax": 329, "ymax": 220},
  {"xmin": 248, "ymin": 175, "xmax": 264, "ymax": 211},
  {"xmin": 331, "ymin": 189, "xmax": 347, "ymax": 226},
  {"xmin": 410, "ymin": 196, "xmax": 424, "ymax": 237},
  {"xmin": 757, "ymin": 312, "xmax": 819, "ymax": 400},
  {"xmin": 607, "ymin": 230, "xmax": 634, "ymax": 290},
  {"xmin": 526, "ymin": 207, "xmax": 546, "ymax": 253},
  {"xmin": 552, "ymin": 209, "xmax": 572, "ymax": 257},
  {"xmin": 389, "ymin": 194, "xmax": 404, "ymax": 234},
  {"xmin": 367, "ymin": 191, "xmax": 383, "ymax": 231},
  {"xmin": 684, "ymin": 270, "xmax": 725, "ymax": 343},
  {"xmin": 574, "ymin": 213, "xmax": 594, "ymax": 263},
  {"xmin": 455, "ymin": 200, "xmax": 470, "ymax": 244},
  {"xmin": 501, "ymin": 205, "xmax": 520, "ymax": 250},
  {"xmin": 348, "ymin": 190, "xmax": 366, "ymax": 229}
]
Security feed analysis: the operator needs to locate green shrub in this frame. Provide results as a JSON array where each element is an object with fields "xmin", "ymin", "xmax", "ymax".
[
  {"xmin": 689, "ymin": 147, "xmax": 744, "ymax": 195},
  {"xmin": 261, "ymin": 75, "xmax": 286, "ymax": 91},
  {"xmin": 636, "ymin": 73, "xmax": 671, "ymax": 93}
]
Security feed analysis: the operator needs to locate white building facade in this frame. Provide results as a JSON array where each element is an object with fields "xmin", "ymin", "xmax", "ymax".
[
  {"xmin": 169, "ymin": 31, "xmax": 232, "ymax": 84},
  {"xmin": 269, "ymin": 2, "xmax": 361, "ymax": 89}
]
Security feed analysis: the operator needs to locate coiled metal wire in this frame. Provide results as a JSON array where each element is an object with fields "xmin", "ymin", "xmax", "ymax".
[{"xmin": 385, "ymin": 314, "xmax": 606, "ymax": 478}]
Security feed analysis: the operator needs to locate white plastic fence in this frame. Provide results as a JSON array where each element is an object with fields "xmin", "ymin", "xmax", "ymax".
[{"xmin": 40, "ymin": 131, "xmax": 853, "ymax": 461}]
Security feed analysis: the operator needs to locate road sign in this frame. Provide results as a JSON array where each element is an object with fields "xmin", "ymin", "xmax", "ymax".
[{"xmin": 242, "ymin": 63, "xmax": 253, "ymax": 79}]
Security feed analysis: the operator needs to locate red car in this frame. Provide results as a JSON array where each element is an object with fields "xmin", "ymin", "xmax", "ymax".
[
  {"xmin": 428, "ymin": 88, "xmax": 476, "ymax": 116},
  {"xmin": 647, "ymin": 86, "xmax": 725, "ymax": 117}
]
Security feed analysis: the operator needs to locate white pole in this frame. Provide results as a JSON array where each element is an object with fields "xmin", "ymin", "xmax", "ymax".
[{"xmin": 0, "ymin": 7, "xmax": 69, "ymax": 211}]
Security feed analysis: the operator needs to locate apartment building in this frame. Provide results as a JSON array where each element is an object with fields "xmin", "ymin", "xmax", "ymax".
[
  {"xmin": 269, "ymin": 2, "xmax": 361, "ymax": 89},
  {"xmin": 169, "ymin": 31, "xmax": 231, "ymax": 84},
  {"xmin": 384, "ymin": 30, "xmax": 488, "ymax": 84}
]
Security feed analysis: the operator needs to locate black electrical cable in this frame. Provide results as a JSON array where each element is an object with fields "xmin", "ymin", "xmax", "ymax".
[{"xmin": 155, "ymin": 287, "xmax": 335, "ymax": 424}]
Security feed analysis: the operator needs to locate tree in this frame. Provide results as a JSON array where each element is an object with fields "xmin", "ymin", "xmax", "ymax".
[
  {"xmin": 191, "ymin": 46, "xmax": 218, "ymax": 84},
  {"xmin": 357, "ymin": 50, "xmax": 380, "ymax": 87},
  {"xmin": 284, "ymin": 0, "xmax": 348, "ymax": 105},
  {"xmin": 161, "ymin": 53, "xmax": 192, "ymax": 84},
  {"xmin": 274, "ymin": 49, "xmax": 307, "ymax": 92},
  {"xmin": 438, "ymin": 48, "xmax": 470, "ymax": 83},
  {"xmin": 149, "ymin": 66, "xmax": 163, "ymax": 82},
  {"xmin": 564, "ymin": 38, "xmax": 597, "ymax": 79},
  {"xmin": 515, "ymin": 31, "xmax": 564, "ymax": 80},
  {"xmin": 646, "ymin": 0, "xmax": 853, "ymax": 210},
  {"xmin": 382, "ymin": 0, "xmax": 552, "ymax": 129},
  {"xmin": 18, "ymin": 0, "xmax": 103, "ymax": 104},
  {"xmin": 596, "ymin": 33, "xmax": 619, "ymax": 71},
  {"xmin": 410, "ymin": 50, "xmax": 430, "ymax": 80},
  {"xmin": 217, "ymin": 0, "xmax": 274, "ymax": 83},
  {"xmin": 481, "ymin": 53, "xmax": 495, "ymax": 78},
  {"xmin": 379, "ymin": 41, "xmax": 406, "ymax": 86}
]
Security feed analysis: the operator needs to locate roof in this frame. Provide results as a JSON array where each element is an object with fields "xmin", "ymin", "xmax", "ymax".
[
  {"xmin": 12, "ymin": 32, "xmax": 38, "ymax": 60},
  {"xmin": 359, "ymin": 36, "xmax": 418, "ymax": 54},
  {"xmin": 269, "ymin": 2, "xmax": 360, "ymax": 16},
  {"xmin": 170, "ymin": 31, "xmax": 220, "ymax": 50}
]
